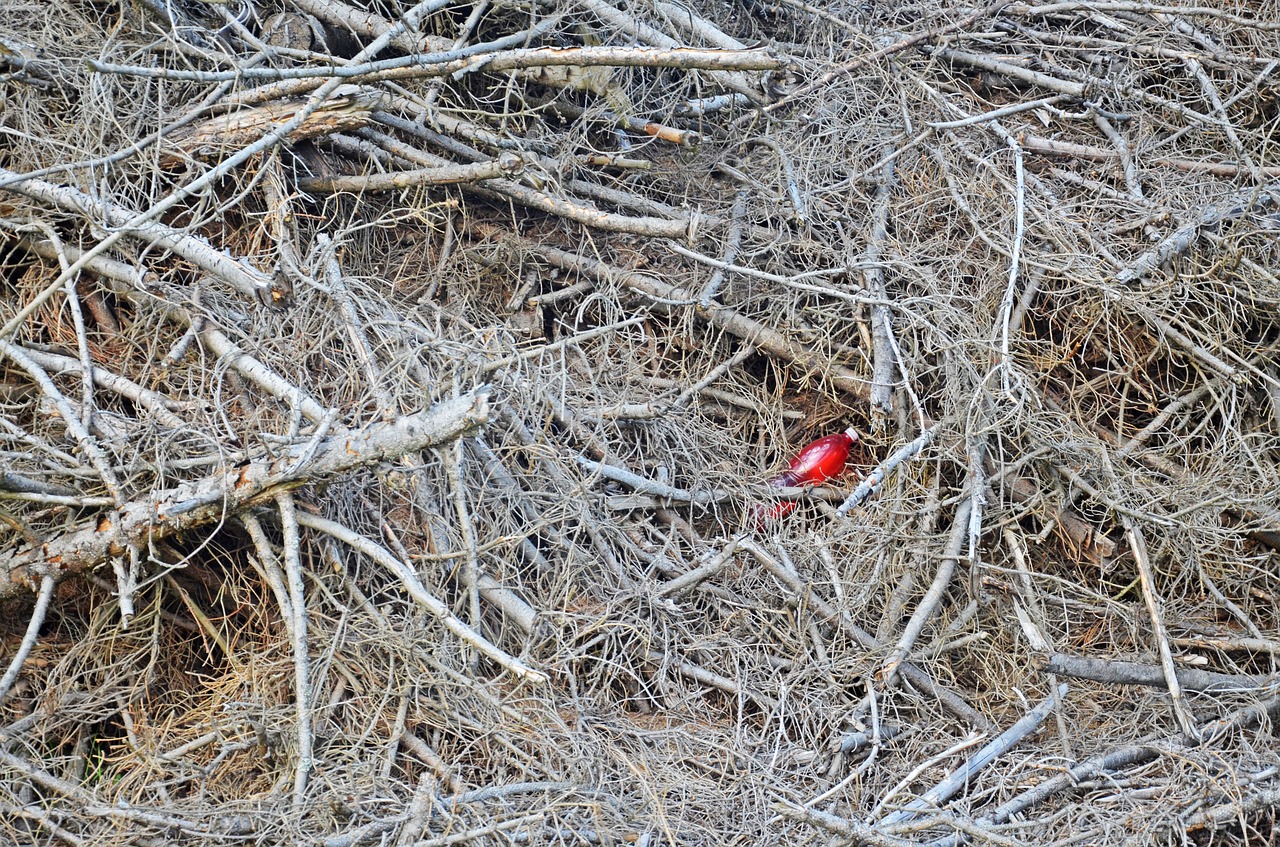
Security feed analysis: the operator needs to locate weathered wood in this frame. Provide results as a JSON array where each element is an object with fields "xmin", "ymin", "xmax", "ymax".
[{"xmin": 3, "ymin": 388, "xmax": 490, "ymax": 598}]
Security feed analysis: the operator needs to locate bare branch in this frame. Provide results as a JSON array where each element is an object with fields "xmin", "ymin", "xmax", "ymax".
[
  {"xmin": 4, "ymin": 388, "xmax": 491, "ymax": 597},
  {"xmin": 0, "ymin": 169, "xmax": 279, "ymax": 305}
]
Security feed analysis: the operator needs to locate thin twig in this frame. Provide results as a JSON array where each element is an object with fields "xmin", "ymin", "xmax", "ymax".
[
  {"xmin": 1044, "ymin": 653, "xmax": 1274, "ymax": 692},
  {"xmin": 296, "ymin": 512, "xmax": 547, "ymax": 683},
  {"xmin": 1018, "ymin": 134, "xmax": 1280, "ymax": 177},
  {"xmin": 8, "ymin": 0, "xmax": 457, "ymax": 346},
  {"xmin": 0, "ymin": 575, "xmax": 56, "ymax": 704},
  {"xmin": 299, "ymin": 154, "xmax": 525, "ymax": 193},
  {"xmin": 472, "ymin": 223, "xmax": 871, "ymax": 399},
  {"xmin": 929, "ymin": 46, "xmax": 1086, "ymax": 97},
  {"xmin": 878, "ymin": 684, "xmax": 1067, "ymax": 826},
  {"xmin": 979, "ymin": 691, "xmax": 1280, "ymax": 829},
  {"xmin": 0, "ymin": 170, "xmax": 280, "ymax": 309},
  {"xmin": 16, "ymin": 345, "xmax": 187, "ymax": 429},
  {"xmin": 276, "ymin": 492, "xmax": 314, "ymax": 803},
  {"xmin": 698, "ymin": 190, "xmax": 749, "ymax": 307},
  {"xmin": 838, "ymin": 425, "xmax": 938, "ymax": 514},
  {"xmin": 739, "ymin": 538, "xmax": 994, "ymax": 731},
  {"xmin": 862, "ymin": 148, "xmax": 899, "ymax": 422},
  {"xmin": 748, "ymin": 0, "xmax": 1013, "ymax": 122},
  {"xmin": 575, "ymin": 456, "xmax": 727, "ymax": 505},
  {"xmin": 199, "ymin": 327, "xmax": 331, "ymax": 424},
  {"xmin": 881, "ymin": 498, "xmax": 973, "ymax": 687},
  {"xmin": 89, "ymin": 45, "xmax": 783, "ymax": 84},
  {"xmin": 998, "ymin": 133, "xmax": 1026, "ymax": 393},
  {"xmin": 773, "ymin": 801, "xmax": 917, "ymax": 847},
  {"xmin": 927, "ymin": 93, "xmax": 1071, "ymax": 128},
  {"xmin": 655, "ymin": 537, "xmax": 741, "ymax": 597},
  {"xmin": 1125, "ymin": 518, "xmax": 1200, "ymax": 739},
  {"xmin": 445, "ymin": 437, "xmax": 483, "ymax": 668}
]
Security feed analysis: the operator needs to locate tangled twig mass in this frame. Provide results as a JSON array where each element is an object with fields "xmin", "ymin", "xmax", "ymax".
[{"xmin": 2, "ymin": 0, "xmax": 1279, "ymax": 843}]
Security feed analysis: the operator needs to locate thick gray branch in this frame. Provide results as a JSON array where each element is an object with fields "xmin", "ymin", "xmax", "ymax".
[
  {"xmin": 1045, "ymin": 653, "xmax": 1275, "ymax": 693},
  {"xmin": 1112, "ymin": 185, "xmax": 1280, "ymax": 285},
  {"xmin": 0, "ymin": 168, "xmax": 279, "ymax": 305},
  {"xmin": 3, "ymin": 388, "xmax": 490, "ymax": 598}
]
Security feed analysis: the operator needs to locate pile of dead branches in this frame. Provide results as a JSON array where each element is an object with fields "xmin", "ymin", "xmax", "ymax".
[{"xmin": 2, "ymin": 0, "xmax": 1279, "ymax": 843}]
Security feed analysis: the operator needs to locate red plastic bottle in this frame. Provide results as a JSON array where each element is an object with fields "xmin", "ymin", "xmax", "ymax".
[{"xmin": 755, "ymin": 428, "xmax": 858, "ymax": 527}]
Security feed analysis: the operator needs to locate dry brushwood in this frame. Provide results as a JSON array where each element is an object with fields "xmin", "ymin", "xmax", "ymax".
[{"xmin": 3, "ymin": 0, "xmax": 1280, "ymax": 845}]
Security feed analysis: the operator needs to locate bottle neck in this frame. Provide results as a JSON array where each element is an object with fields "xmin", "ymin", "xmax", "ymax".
[{"xmin": 770, "ymin": 471, "xmax": 800, "ymax": 488}]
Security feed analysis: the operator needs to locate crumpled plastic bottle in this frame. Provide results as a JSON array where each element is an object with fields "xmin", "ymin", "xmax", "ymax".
[{"xmin": 754, "ymin": 427, "xmax": 858, "ymax": 527}]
